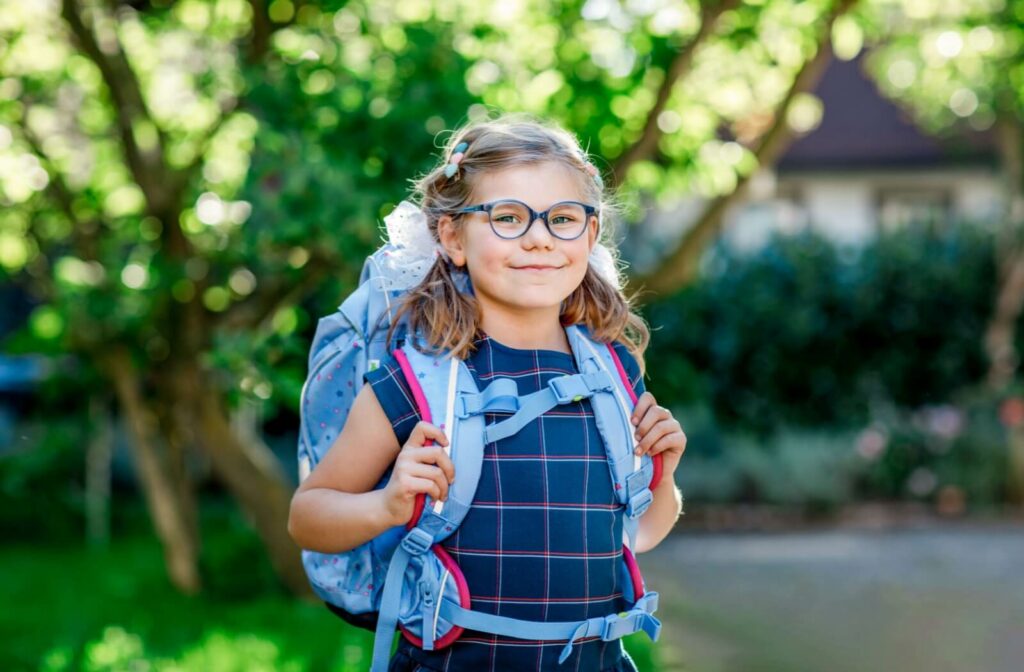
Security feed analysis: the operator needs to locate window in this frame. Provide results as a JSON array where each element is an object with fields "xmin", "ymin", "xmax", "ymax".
[{"xmin": 876, "ymin": 187, "xmax": 951, "ymax": 233}]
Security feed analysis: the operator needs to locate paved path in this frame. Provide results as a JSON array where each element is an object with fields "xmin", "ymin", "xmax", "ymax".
[{"xmin": 641, "ymin": 522, "xmax": 1024, "ymax": 672}]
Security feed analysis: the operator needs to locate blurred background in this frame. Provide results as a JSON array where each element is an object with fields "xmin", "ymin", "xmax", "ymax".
[{"xmin": 2, "ymin": 0, "xmax": 1023, "ymax": 670}]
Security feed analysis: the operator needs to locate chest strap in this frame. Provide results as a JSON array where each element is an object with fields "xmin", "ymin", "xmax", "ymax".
[{"xmin": 460, "ymin": 371, "xmax": 616, "ymax": 444}]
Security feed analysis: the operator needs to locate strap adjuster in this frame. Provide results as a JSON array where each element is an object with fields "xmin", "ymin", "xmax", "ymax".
[
  {"xmin": 626, "ymin": 489, "xmax": 653, "ymax": 519},
  {"xmin": 548, "ymin": 375, "xmax": 589, "ymax": 404},
  {"xmin": 580, "ymin": 370, "xmax": 615, "ymax": 393},
  {"xmin": 400, "ymin": 527, "xmax": 434, "ymax": 556},
  {"xmin": 457, "ymin": 378, "xmax": 520, "ymax": 417},
  {"xmin": 601, "ymin": 611, "xmax": 639, "ymax": 641}
]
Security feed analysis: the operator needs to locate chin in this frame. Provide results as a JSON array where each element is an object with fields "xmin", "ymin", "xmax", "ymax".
[{"xmin": 498, "ymin": 287, "xmax": 570, "ymax": 311}]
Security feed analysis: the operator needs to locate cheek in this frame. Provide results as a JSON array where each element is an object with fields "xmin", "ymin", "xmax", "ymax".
[{"xmin": 462, "ymin": 238, "xmax": 509, "ymax": 278}]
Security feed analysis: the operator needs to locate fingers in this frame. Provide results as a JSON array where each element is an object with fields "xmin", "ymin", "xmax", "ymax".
[
  {"xmin": 400, "ymin": 421, "xmax": 456, "ymax": 487},
  {"xmin": 406, "ymin": 462, "xmax": 451, "ymax": 502},
  {"xmin": 407, "ymin": 420, "xmax": 450, "ymax": 449},
  {"xmin": 634, "ymin": 401, "xmax": 670, "ymax": 443},
  {"xmin": 635, "ymin": 418, "xmax": 676, "ymax": 455},
  {"xmin": 631, "ymin": 392, "xmax": 655, "ymax": 428},
  {"xmin": 399, "ymin": 443, "xmax": 455, "ymax": 483},
  {"xmin": 641, "ymin": 422, "xmax": 687, "ymax": 457},
  {"xmin": 397, "ymin": 473, "xmax": 445, "ymax": 503}
]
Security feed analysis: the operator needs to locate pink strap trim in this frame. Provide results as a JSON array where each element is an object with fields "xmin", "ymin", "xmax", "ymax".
[
  {"xmin": 400, "ymin": 545, "xmax": 471, "ymax": 649},
  {"xmin": 393, "ymin": 348, "xmax": 432, "ymax": 529},
  {"xmin": 622, "ymin": 545, "xmax": 645, "ymax": 604},
  {"xmin": 605, "ymin": 343, "xmax": 638, "ymax": 404},
  {"xmin": 393, "ymin": 348, "xmax": 433, "ymax": 423},
  {"xmin": 605, "ymin": 343, "xmax": 663, "ymax": 490}
]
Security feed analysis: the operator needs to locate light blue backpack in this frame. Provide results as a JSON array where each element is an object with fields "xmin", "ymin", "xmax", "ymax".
[{"xmin": 298, "ymin": 227, "xmax": 664, "ymax": 671}]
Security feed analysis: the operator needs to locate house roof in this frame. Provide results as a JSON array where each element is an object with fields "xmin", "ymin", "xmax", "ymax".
[{"xmin": 776, "ymin": 51, "xmax": 999, "ymax": 172}]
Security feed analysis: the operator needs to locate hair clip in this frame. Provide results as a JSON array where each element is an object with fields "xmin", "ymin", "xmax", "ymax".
[{"xmin": 444, "ymin": 141, "xmax": 470, "ymax": 178}]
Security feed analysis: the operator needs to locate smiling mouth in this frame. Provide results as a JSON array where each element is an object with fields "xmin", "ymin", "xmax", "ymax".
[{"xmin": 513, "ymin": 265, "xmax": 563, "ymax": 271}]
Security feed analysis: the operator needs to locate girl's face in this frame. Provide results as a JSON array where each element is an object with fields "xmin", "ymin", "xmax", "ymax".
[{"xmin": 439, "ymin": 160, "xmax": 598, "ymax": 323}]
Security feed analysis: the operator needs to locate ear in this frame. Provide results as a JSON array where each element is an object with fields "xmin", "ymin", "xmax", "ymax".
[
  {"xmin": 586, "ymin": 213, "xmax": 600, "ymax": 252},
  {"xmin": 438, "ymin": 214, "xmax": 467, "ymax": 267}
]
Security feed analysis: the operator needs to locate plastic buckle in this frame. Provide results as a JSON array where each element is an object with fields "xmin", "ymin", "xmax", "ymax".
[
  {"xmin": 637, "ymin": 591, "xmax": 659, "ymax": 614},
  {"xmin": 581, "ymin": 370, "xmax": 614, "ymax": 393},
  {"xmin": 401, "ymin": 527, "xmax": 434, "ymax": 556},
  {"xmin": 642, "ymin": 613, "xmax": 662, "ymax": 641},
  {"xmin": 548, "ymin": 375, "xmax": 587, "ymax": 404},
  {"xmin": 625, "ymin": 489, "xmax": 653, "ymax": 519},
  {"xmin": 601, "ymin": 611, "xmax": 640, "ymax": 642},
  {"xmin": 456, "ymin": 395, "xmax": 480, "ymax": 418}
]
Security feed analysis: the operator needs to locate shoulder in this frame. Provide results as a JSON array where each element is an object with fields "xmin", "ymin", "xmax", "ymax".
[
  {"xmin": 609, "ymin": 340, "xmax": 646, "ymax": 398},
  {"xmin": 363, "ymin": 351, "xmax": 422, "ymax": 446}
]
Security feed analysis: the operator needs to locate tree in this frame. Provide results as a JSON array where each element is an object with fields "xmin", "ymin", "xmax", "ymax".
[
  {"xmin": 864, "ymin": 0, "xmax": 1024, "ymax": 501},
  {"xmin": 0, "ymin": 0, "xmax": 871, "ymax": 592}
]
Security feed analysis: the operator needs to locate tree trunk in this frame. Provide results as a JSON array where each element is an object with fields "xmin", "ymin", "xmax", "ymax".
[
  {"xmin": 984, "ymin": 113, "xmax": 1024, "ymax": 392},
  {"xmin": 183, "ymin": 363, "xmax": 313, "ymax": 597},
  {"xmin": 627, "ymin": 0, "xmax": 858, "ymax": 299},
  {"xmin": 104, "ymin": 349, "xmax": 201, "ymax": 593},
  {"xmin": 983, "ymin": 111, "xmax": 1024, "ymax": 505}
]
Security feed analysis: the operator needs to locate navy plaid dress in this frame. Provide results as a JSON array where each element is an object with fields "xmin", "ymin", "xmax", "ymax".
[{"xmin": 364, "ymin": 332, "xmax": 645, "ymax": 672}]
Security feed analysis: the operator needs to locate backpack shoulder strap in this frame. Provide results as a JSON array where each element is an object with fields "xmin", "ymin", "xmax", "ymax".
[
  {"xmin": 565, "ymin": 325, "xmax": 658, "ymax": 550},
  {"xmin": 371, "ymin": 339, "xmax": 486, "ymax": 669},
  {"xmin": 394, "ymin": 339, "xmax": 485, "ymax": 542}
]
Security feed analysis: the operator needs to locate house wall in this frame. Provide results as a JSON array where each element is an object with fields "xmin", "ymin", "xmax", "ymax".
[{"xmin": 722, "ymin": 167, "xmax": 1004, "ymax": 254}]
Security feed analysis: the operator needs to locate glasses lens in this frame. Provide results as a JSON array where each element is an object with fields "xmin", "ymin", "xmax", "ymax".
[
  {"xmin": 489, "ymin": 200, "xmax": 531, "ymax": 238},
  {"xmin": 548, "ymin": 202, "xmax": 589, "ymax": 240}
]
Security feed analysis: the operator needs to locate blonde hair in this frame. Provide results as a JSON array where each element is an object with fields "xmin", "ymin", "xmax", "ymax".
[{"xmin": 387, "ymin": 114, "xmax": 649, "ymax": 374}]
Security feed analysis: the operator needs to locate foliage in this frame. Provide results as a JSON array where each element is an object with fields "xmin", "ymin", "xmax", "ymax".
[
  {"xmin": 0, "ymin": 411, "xmax": 87, "ymax": 541},
  {"xmin": 673, "ymin": 395, "xmax": 1009, "ymax": 511},
  {"xmin": 675, "ymin": 403, "xmax": 863, "ymax": 509},
  {"xmin": 851, "ymin": 392, "xmax": 1009, "ymax": 507},
  {"xmin": 0, "ymin": 508, "xmax": 661, "ymax": 672},
  {"xmin": 863, "ymin": 0, "xmax": 1024, "ymax": 138},
  {"xmin": 643, "ymin": 219, "xmax": 996, "ymax": 435},
  {"xmin": 0, "ymin": 0, "xmax": 859, "ymax": 416}
]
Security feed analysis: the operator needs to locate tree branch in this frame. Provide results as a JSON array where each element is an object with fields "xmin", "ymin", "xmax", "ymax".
[
  {"xmin": 628, "ymin": 0, "xmax": 859, "ymax": 299},
  {"xmin": 59, "ymin": 0, "xmax": 170, "ymax": 210},
  {"xmin": 610, "ymin": 0, "xmax": 743, "ymax": 188},
  {"xmin": 215, "ymin": 250, "xmax": 338, "ymax": 332},
  {"xmin": 244, "ymin": 0, "xmax": 305, "ymax": 64}
]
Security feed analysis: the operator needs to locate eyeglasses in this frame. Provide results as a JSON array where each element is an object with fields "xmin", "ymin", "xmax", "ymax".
[{"xmin": 455, "ymin": 199, "xmax": 597, "ymax": 241}]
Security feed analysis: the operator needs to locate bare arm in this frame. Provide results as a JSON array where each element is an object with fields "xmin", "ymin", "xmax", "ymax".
[
  {"xmin": 635, "ymin": 466, "xmax": 683, "ymax": 553},
  {"xmin": 630, "ymin": 392, "xmax": 687, "ymax": 553},
  {"xmin": 287, "ymin": 382, "xmax": 454, "ymax": 554}
]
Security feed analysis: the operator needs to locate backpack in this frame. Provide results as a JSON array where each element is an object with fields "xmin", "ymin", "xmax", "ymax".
[{"xmin": 297, "ymin": 213, "xmax": 664, "ymax": 671}]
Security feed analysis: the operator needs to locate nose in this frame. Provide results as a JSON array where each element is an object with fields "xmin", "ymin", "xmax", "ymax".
[{"xmin": 521, "ymin": 213, "xmax": 555, "ymax": 249}]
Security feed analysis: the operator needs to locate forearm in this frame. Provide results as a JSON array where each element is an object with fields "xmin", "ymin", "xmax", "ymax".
[
  {"xmin": 288, "ymin": 487, "xmax": 397, "ymax": 554},
  {"xmin": 633, "ymin": 474, "xmax": 683, "ymax": 553}
]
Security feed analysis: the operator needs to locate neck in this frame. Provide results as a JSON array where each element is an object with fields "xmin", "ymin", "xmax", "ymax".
[{"xmin": 479, "ymin": 306, "xmax": 570, "ymax": 353}]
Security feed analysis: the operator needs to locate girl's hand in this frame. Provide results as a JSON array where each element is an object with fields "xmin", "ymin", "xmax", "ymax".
[
  {"xmin": 631, "ymin": 392, "xmax": 687, "ymax": 476},
  {"xmin": 382, "ymin": 421, "xmax": 456, "ymax": 526}
]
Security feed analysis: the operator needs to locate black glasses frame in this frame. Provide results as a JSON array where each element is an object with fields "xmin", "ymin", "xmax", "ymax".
[{"xmin": 455, "ymin": 199, "xmax": 598, "ymax": 240}]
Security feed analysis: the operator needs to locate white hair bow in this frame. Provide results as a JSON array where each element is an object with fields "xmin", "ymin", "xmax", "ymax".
[{"xmin": 380, "ymin": 200, "xmax": 623, "ymax": 291}]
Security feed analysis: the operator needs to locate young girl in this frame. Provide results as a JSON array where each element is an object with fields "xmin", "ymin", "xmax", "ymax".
[{"xmin": 288, "ymin": 115, "xmax": 686, "ymax": 672}]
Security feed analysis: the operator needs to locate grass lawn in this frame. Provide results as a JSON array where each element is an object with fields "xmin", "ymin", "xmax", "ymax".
[{"xmin": 0, "ymin": 507, "xmax": 661, "ymax": 671}]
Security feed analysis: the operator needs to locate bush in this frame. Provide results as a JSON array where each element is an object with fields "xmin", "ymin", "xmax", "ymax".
[{"xmin": 642, "ymin": 220, "xmax": 995, "ymax": 435}]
